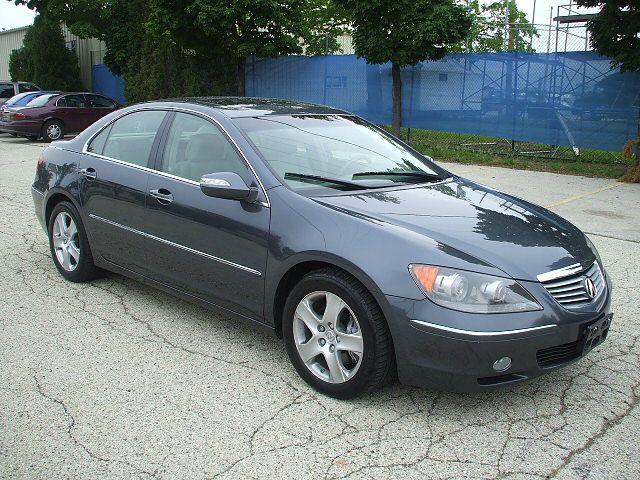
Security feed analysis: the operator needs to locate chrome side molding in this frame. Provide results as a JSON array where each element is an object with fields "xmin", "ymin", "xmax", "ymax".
[{"xmin": 88, "ymin": 214, "xmax": 262, "ymax": 276}]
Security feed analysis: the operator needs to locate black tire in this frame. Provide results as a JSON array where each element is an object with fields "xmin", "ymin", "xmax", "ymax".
[
  {"xmin": 42, "ymin": 120, "xmax": 64, "ymax": 142},
  {"xmin": 48, "ymin": 201, "xmax": 100, "ymax": 282},
  {"xmin": 282, "ymin": 268, "xmax": 393, "ymax": 399}
]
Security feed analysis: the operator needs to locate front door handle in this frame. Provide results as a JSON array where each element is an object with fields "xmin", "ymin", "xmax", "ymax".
[
  {"xmin": 149, "ymin": 188, "xmax": 174, "ymax": 204},
  {"xmin": 79, "ymin": 167, "xmax": 97, "ymax": 180}
]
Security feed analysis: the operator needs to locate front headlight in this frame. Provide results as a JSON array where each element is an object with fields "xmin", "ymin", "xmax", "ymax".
[
  {"xmin": 584, "ymin": 235, "xmax": 603, "ymax": 267},
  {"xmin": 409, "ymin": 264, "xmax": 542, "ymax": 314}
]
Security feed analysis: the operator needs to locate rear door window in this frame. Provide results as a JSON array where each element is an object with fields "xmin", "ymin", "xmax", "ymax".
[
  {"xmin": 99, "ymin": 110, "xmax": 167, "ymax": 167},
  {"xmin": 57, "ymin": 95, "xmax": 87, "ymax": 108},
  {"xmin": 87, "ymin": 95, "xmax": 116, "ymax": 108}
]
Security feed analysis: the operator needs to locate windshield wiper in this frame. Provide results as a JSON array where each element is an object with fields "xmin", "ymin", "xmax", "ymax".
[
  {"xmin": 284, "ymin": 172, "xmax": 374, "ymax": 190},
  {"xmin": 352, "ymin": 171, "xmax": 443, "ymax": 182}
]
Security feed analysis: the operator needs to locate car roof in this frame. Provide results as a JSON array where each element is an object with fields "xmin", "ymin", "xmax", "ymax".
[{"xmin": 145, "ymin": 96, "xmax": 350, "ymax": 118}]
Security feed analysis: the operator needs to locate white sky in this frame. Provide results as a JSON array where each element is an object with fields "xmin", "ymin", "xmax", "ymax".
[{"xmin": 0, "ymin": 1, "xmax": 601, "ymax": 31}]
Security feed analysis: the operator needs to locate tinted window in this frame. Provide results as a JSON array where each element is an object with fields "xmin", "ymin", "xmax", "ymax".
[
  {"xmin": 18, "ymin": 83, "xmax": 39, "ymax": 93},
  {"xmin": 161, "ymin": 112, "xmax": 249, "ymax": 183},
  {"xmin": 87, "ymin": 124, "xmax": 112, "ymax": 155},
  {"xmin": 87, "ymin": 95, "xmax": 116, "ymax": 108},
  {"xmin": 26, "ymin": 94, "xmax": 58, "ymax": 107},
  {"xmin": 0, "ymin": 84, "xmax": 14, "ymax": 99},
  {"xmin": 57, "ymin": 95, "xmax": 87, "ymax": 108},
  {"xmin": 102, "ymin": 110, "xmax": 166, "ymax": 167}
]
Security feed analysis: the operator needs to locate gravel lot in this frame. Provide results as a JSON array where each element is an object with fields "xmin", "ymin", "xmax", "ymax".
[{"xmin": 1, "ymin": 134, "xmax": 639, "ymax": 480}]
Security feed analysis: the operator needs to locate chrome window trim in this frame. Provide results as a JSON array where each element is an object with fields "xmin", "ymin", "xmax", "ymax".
[
  {"xmin": 537, "ymin": 263, "xmax": 584, "ymax": 283},
  {"xmin": 410, "ymin": 319, "xmax": 557, "ymax": 338},
  {"xmin": 82, "ymin": 106, "xmax": 271, "ymax": 207},
  {"xmin": 88, "ymin": 214, "xmax": 262, "ymax": 276}
]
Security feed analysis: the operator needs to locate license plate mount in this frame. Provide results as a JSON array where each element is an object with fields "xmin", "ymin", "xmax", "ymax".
[{"xmin": 579, "ymin": 313, "xmax": 613, "ymax": 355}]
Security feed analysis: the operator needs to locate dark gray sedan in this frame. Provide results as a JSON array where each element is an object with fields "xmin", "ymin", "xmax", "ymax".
[{"xmin": 31, "ymin": 98, "xmax": 612, "ymax": 398}]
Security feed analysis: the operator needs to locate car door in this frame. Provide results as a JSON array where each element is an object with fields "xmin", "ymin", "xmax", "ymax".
[
  {"xmin": 85, "ymin": 94, "xmax": 118, "ymax": 125},
  {"xmin": 145, "ymin": 111, "xmax": 270, "ymax": 320},
  {"xmin": 55, "ymin": 94, "xmax": 91, "ymax": 133},
  {"xmin": 79, "ymin": 109, "xmax": 168, "ymax": 273}
]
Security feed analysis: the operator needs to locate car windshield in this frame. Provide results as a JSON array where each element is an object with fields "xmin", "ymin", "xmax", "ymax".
[
  {"xmin": 5, "ymin": 92, "xmax": 34, "ymax": 105},
  {"xmin": 233, "ymin": 115, "xmax": 443, "ymax": 193},
  {"xmin": 26, "ymin": 94, "xmax": 58, "ymax": 107}
]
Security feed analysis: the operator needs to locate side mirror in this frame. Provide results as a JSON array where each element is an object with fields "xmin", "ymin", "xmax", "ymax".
[{"xmin": 200, "ymin": 172, "xmax": 259, "ymax": 202}]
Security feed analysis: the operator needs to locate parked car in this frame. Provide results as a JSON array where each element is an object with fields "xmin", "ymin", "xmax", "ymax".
[
  {"xmin": 31, "ymin": 98, "xmax": 612, "ymax": 399},
  {"xmin": 1, "ymin": 91, "xmax": 60, "ymax": 111},
  {"xmin": 0, "ymin": 92, "xmax": 120, "ymax": 141},
  {"xmin": 0, "ymin": 80, "xmax": 40, "ymax": 105}
]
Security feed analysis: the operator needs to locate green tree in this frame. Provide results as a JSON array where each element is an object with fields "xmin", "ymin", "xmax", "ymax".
[
  {"xmin": 337, "ymin": 0, "xmax": 472, "ymax": 137},
  {"xmin": 302, "ymin": 0, "xmax": 349, "ymax": 55},
  {"xmin": 576, "ymin": 0, "xmax": 639, "ymax": 72},
  {"xmin": 8, "ymin": 13, "xmax": 82, "ymax": 90},
  {"xmin": 575, "ymin": 1, "xmax": 639, "ymax": 182},
  {"xmin": 454, "ymin": 0, "xmax": 538, "ymax": 53},
  {"xmin": 146, "ymin": 0, "xmax": 309, "ymax": 96},
  {"xmin": 7, "ymin": 0, "xmax": 237, "ymax": 101}
]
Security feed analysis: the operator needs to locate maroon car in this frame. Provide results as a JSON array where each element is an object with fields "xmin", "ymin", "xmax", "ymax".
[{"xmin": 0, "ymin": 92, "xmax": 120, "ymax": 142}]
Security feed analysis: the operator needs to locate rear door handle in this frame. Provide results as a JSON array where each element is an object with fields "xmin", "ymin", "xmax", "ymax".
[
  {"xmin": 149, "ymin": 188, "xmax": 174, "ymax": 204},
  {"xmin": 79, "ymin": 167, "xmax": 97, "ymax": 180}
]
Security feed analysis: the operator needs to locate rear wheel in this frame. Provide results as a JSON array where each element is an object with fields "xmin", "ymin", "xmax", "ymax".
[
  {"xmin": 48, "ymin": 201, "xmax": 100, "ymax": 282},
  {"xmin": 283, "ymin": 268, "xmax": 393, "ymax": 399},
  {"xmin": 42, "ymin": 120, "xmax": 64, "ymax": 142}
]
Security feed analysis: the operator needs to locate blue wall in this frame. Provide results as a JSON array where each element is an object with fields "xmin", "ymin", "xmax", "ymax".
[
  {"xmin": 90, "ymin": 52, "xmax": 640, "ymax": 153},
  {"xmin": 247, "ymin": 52, "xmax": 640, "ymax": 153},
  {"xmin": 91, "ymin": 64, "xmax": 125, "ymax": 105}
]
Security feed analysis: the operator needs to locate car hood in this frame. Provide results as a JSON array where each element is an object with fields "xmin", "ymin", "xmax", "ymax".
[{"xmin": 315, "ymin": 177, "xmax": 594, "ymax": 281}]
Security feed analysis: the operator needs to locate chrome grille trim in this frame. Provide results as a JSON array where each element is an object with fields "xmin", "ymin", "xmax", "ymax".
[{"xmin": 540, "ymin": 261, "xmax": 605, "ymax": 309}]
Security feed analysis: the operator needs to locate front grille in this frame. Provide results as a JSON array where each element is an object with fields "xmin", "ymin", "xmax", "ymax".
[
  {"xmin": 536, "ymin": 341, "xmax": 581, "ymax": 367},
  {"xmin": 541, "ymin": 262, "xmax": 605, "ymax": 309}
]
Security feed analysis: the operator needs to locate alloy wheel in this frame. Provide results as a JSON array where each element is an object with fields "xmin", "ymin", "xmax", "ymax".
[
  {"xmin": 292, "ymin": 291, "xmax": 363, "ymax": 383},
  {"xmin": 47, "ymin": 123, "xmax": 62, "ymax": 140},
  {"xmin": 52, "ymin": 212, "xmax": 80, "ymax": 271}
]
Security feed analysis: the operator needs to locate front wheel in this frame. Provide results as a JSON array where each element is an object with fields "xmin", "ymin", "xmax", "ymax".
[{"xmin": 283, "ymin": 268, "xmax": 393, "ymax": 399}]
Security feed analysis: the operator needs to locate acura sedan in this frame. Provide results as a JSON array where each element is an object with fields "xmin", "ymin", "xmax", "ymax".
[
  {"xmin": 31, "ymin": 98, "xmax": 612, "ymax": 398},
  {"xmin": 1, "ymin": 92, "xmax": 119, "ymax": 141}
]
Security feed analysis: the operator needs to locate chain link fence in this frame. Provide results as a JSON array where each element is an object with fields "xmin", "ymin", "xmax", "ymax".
[{"xmin": 290, "ymin": 23, "xmax": 639, "ymax": 168}]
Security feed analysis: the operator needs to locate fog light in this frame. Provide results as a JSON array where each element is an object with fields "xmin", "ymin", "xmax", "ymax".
[{"xmin": 493, "ymin": 356, "xmax": 512, "ymax": 372}]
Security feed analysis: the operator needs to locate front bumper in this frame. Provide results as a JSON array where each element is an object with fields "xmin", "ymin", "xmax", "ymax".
[{"xmin": 386, "ymin": 276, "xmax": 612, "ymax": 392}]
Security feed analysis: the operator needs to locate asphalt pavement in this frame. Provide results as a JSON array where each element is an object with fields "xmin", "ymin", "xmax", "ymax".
[{"xmin": 1, "ymin": 134, "xmax": 639, "ymax": 479}]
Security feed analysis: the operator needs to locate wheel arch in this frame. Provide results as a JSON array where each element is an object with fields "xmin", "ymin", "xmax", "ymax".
[
  {"xmin": 270, "ymin": 256, "xmax": 394, "ymax": 340},
  {"xmin": 44, "ymin": 189, "xmax": 81, "ymax": 229}
]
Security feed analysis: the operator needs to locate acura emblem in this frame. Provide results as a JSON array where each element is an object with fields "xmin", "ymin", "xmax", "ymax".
[{"xmin": 584, "ymin": 277, "xmax": 597, "ymax": 299}]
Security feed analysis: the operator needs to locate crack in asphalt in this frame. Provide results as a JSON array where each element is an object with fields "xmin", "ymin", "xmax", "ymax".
[
  {"xmin": 1, "ymin": 140, "xmax": 639, "ymax": 479},
  {"xmin": 32, "ymin": 373, "xmax": 161, "ymax": 479}
]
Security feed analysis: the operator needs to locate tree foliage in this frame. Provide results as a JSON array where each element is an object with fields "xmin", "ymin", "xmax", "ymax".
[
  {"xmin": 336, "ymin": 0, "xmax": 472, "ymax": 136},
  {"xmin": 575, "ymin": 0, "xmax": 639, "ymax": 72},
  {"xmin": 7, "ymin": 0, "xmax": 343, "ymax": 99},
  {"xmin": 8, "ymin": 12, "xmax": 82, "ymax": 90},
  {"xmin": 574, "ymin": 1, "xmax": 640, "ymax": 182},
  {"xmin": 454, "ymin": 0, "xmax": 538, "ymax": 53},
  {"xmin": 302, "ymin": 0, "xmax": 349, "ymax": 55}
]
